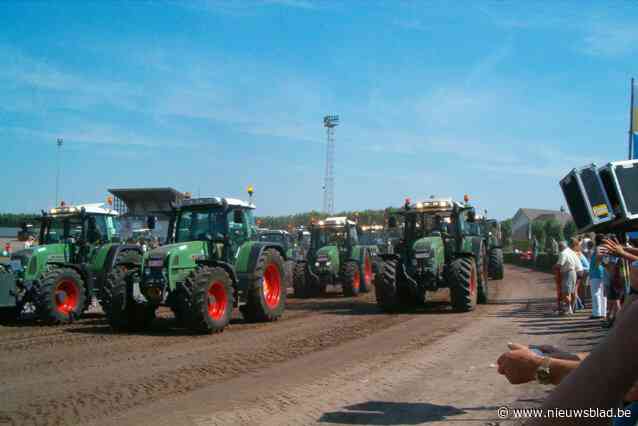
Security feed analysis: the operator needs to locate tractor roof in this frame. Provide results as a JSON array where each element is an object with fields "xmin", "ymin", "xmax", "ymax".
[
  {"xmin": 179, "ymin": 197, "xmax": 255, "ymax": 209},
  {"xmin": 49, "ymin": 203, "xmax": 119, "ymax": 217},
  {"xmin": 316, "ymin": 216, "xmax": 356, "ymax": 227},
  {"xmin": 400, "ymin": 197, "xmax": 466, "ymax": 214}
]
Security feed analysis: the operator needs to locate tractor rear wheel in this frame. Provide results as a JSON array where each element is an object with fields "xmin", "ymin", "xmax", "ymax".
[
  {"xmin": 359, "ymin": 254, "xmax": 374, "ymax": 293},
  {"xmin": 374, "ymin": 259, "xmax": 401, "ymax": 312},
  {"xmin": 449, "ymin": 257, "xmax": 478, "ymax": 312},
  {"xmin": 183, "ymin": 266, "xmax": 234, "ymax": 333},
  {"xmin": 37, "ymin": 268, "xmax": 86, "ymax": 324},
  {"xmin": 477, "ymin": 244, "xmax": 489, "ymax": 304},
  {"xmin": 241, "ymin": 249, "xmax": 286, "ymax": 322},
  {"xmin": 342, "ymin": 261, "xmax": 361, "ymax": 297},
  {"xmin": 106, "ymin": 269, "xmax": 156, "ymax": 331},
  {"xmin": 489, "ymin": 248, "xmax": 504, "ymax": 280}
]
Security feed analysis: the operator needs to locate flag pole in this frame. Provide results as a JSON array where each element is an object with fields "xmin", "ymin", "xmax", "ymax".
[{"xmin": 629, "ymin": 78, "xmax": 635, "ymax": 160}]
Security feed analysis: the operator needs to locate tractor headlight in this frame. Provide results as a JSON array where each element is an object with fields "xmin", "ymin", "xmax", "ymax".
[
  {"xmin": 325, "ymin": 261, "xmax": 331, "ymax": 267},
  {"xmin": 315, "ymin": 262, "xmax": 320, "ymax": 267}
]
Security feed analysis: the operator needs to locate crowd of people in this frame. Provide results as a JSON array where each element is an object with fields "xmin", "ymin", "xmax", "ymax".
[{"xmin": 497, "ymin": 234, "xmax": 638, "ymax": 425}]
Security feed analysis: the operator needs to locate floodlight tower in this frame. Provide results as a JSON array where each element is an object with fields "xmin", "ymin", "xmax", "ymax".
[{"xmin": 323, "ymin": 114, "xmax": 339, "ymax": 214}]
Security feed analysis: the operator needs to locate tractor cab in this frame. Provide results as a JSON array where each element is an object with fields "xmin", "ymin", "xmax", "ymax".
[
  {"xmin": 309, "ymin": 217, "xmax": 358, "ymax": 262},
  {"xmin": 167, "ymin": 197, "xmax": 256, "ymax": 264},
  {"xmin": 40, "ymin": 203, "xmax": 121, "ymax": 247},
  {"xmin": 258, "ymin": 230, "xmax": 295, "ymax": 258}
]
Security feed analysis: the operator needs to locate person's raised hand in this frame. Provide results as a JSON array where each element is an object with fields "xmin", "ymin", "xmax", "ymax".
[
  {"xmin": 497, "ymin": 344, "xmax": 544, "ymax": 385},
  {"xmin": 603, "ymin": 239, "xmax": 625, "ymax": 257}
]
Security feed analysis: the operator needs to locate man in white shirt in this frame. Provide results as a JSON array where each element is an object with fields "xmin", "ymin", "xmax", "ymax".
[{"xmin": 555, "ymin": 240, "xmax": 582, "ymax": 315}]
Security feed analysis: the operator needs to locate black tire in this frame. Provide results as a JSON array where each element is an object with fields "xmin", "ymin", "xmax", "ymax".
[
  {"xmin": 37, "ymin": 268, "xmax": 86, "ymax": 324},
  {"xmin": 449, "ymin": 257, "xmax": 478, "ymax": 312},
  {"xmin": 241, "ymin": 249, "xmax": 286, "ymax": 322},
  {"xmin": 489, "ymin": 248, "xmax": 504, "ymax": 280},
  {"xmin": 101, "ymin": 265, "xmax": 129, "ymax": 316},
  {"xmin": 342, "ymin": 261, "xmax": 361, "ymax": 297},
  {"xmin": 359, "ymin": 253, "xmax": 373, "ymax": 293},
  {"xmin": 292, "ymin": 262, "xmax": 308, "ymax": 298},
  {"xmin": 374, "ymin": 259, "xmax": 401, "ymax": 312},
  {"xmin": 477, "ymin": 245, "xmax": 489, "ymax": 305},
  {"xmin": 293, "ymin": 262, "xmax": 320, "ymax": 298},
  {"xmin": 106, "ymin": 269, "xmax": 156, "ymax": 332},
  {"xmin": 182, "ymin": 266, "xmax": 233, "ymax": 333}
]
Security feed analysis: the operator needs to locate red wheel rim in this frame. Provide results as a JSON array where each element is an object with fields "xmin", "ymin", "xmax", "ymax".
[
  {"xmin": 364, "ymin": 257, "xmax": 372, "ymax": 284},
  {"xmin": 54, "ymin": 280, "xmax": 80, "ymax": 314},
  {"xmin": 263, "ymin": 264, "xmax": 281, "ymax": 309},
  {"xmin": 207, "ymin": 281, "xmax": 228, "ymax": 320},
  {"xmin": 353, "ymin": 269, "xmax": 360, "ymax": 291}
]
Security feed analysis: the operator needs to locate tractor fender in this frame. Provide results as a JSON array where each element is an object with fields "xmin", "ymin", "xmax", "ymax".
[
  {"xmin": 195, "ymin": 259, "xmax": 239, "ymax": 285},
  {"xmin": 471, "ymin": 238, "xmax": 484, "ymax": 260},
  {"xmin": 236, "ymin": 242, "xmax": 286, "ymax": 276},
  {"xmin": 95, "ymin": 244, "xmax": 144, "ymax": 291}
]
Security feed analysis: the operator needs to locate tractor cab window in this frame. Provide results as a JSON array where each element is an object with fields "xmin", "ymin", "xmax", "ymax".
[
  {"xmin": 43, "ymin": 215, "xmax": 84, "ymax": 244},
  {"xmin": 88, "ymin": 215, "xmax": 108, "ymax": 243},
  {"xmin": 313, "ymin": 226, "xmax": 347, "ymax": 249},
  {"xmin": 175, "ymin": 208, "xmax": 226, "ymax": 242},
  {"xmin": 348, "ymin": 225, "xmax": 359, "ymax": 245},
  {"xmin": 259, "ymin": 233, "xmax": 285, "ymax": 244},
  {"xmin": 105, "ymin": 216, "xmax": 121, "ymax": 241}
]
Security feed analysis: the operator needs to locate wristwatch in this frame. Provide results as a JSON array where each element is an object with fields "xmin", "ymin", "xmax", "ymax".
[{"xmin": 535, "ymin": 356, "xmax": 552, "ymax": 385}]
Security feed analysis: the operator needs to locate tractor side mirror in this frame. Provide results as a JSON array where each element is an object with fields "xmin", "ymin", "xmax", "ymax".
[
  {"xmin": 467, "ymin": 210, "xmax": 476, "ymax": 223},
  {"xmin": 388, "ymin": 216, "xmax": 398, "ymax": 228},
  {"xmin": 147, "ymin": 216, "xmax": 156, "ymax": 230},
  {"xmin": 233, "ymin": 210, "xmax": 244, "ymax": 224}
]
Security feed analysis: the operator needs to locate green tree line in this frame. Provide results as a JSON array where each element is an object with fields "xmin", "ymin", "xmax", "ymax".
[{"xmin": 0, "ymin": 213, "xmax": 39, "ymax": 228}]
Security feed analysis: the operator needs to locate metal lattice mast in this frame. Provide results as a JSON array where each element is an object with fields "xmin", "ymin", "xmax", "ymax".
[{"xmin": 323, "ymin": 115, "xmax": 339, "ymax": 214}]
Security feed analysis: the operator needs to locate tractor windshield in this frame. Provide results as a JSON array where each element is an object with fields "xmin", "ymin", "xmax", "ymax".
[
  {"xmin": 42, "ymin": 215, "xmax": 84, "ymax": 244},
  {"xmin": 403, "ymin": 212, "xmax": 449, "ymax": 242},
  {"xmin": 259, "ymin": 233, "xmax": 285, "ymax": 244},
  {"xmin": 175, "ymin": 208, "xmax": 226, "ymax": 242},
  {"xmin": 312, "ymin": 226, "xmax": 348, "ymax": 249}
]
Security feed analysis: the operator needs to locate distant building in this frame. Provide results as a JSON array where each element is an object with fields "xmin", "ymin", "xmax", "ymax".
[{"xmin": 511, "ymin": 208, "xmax": 572, "ymax": 241}]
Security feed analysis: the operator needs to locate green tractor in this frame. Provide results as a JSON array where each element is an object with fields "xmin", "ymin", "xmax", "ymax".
[
  {"xmin": 292, "ymin": 216, "xmax": 376, "ymax": 298},
  {"xmin": 257, "ymin": 229, "xmax": 300, "ymax": 289},
  {"xmin": 0, "ymin": 203, "xmax": 143, "ymax": 323},
  {"xmin": 374, "ymin": 197, "xmax": 489, "ymax": 312},
  {"xmin": 480, "ymin": 218, "xmax": 504, "ymax": 280},
  {"xmin": 104, "ymin": 196, "xmax": 287, "ymax": 333}
]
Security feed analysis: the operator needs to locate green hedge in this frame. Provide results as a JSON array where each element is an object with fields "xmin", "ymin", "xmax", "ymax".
[{"xmin": 504, "ymin": 252, "xmax": 557, "ymax": 273}]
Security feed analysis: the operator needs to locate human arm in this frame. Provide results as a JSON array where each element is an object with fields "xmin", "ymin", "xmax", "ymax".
[
  {"xmin": 497, "ymin": 344, "xmax": 583, "ymax": 386},
  {"xmin": 525, "ymin": 301, "xmax": 638, "ymax": 425}
]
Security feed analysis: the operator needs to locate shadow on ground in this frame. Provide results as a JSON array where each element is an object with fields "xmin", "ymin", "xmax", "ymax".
[{"xmin": 318, "ymin": 401, "xmax": 500, "ymax": 425}]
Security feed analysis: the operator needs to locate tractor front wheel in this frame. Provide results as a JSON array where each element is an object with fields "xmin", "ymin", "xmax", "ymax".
[
  {"xmin": 477, "ymin": 244, "xmax": 489, "ymax": 305},
  {"xmin": 183, "ymin": 266, "xmax": 234, "ymax": 333},
  {"xmin": 106, "ymin": 269, "xmax": 156, "ymax": 332},
  {"xmin": 449, "ymin": 257, "xmax": 478, "ymax": 312},
  {"xmin": 37, "ymin": 268, "xmax": 86, "ymax": 324},
  {"xmin": 292, "ymin": 262, "xmax": 308, "ymax": 298},
  {"xmin": 489, "ymin": 248, "xmax": 504, "ymax": 280},
  {"xmin": 342, "ymin": 261, "xmax": 361, "ymax": 297},
  {"xmin": 374, "ymin": 259, "xmax": 401, "ymax": 312},
  {"xmin": 241, "ymin": 249, "xmax": 286, "ymax": 322}
]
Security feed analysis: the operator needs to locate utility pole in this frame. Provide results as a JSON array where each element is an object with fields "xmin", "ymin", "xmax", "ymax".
[
  {"xmin": 323, "ymin": 115, "xmax": 339, "ymax": 214},
  {"xmin": 55, "ymin": 138, "xmax": 63, "ymax": 206}
]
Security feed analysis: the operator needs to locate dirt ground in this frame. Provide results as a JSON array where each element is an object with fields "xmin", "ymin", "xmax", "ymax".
[{"xmin": 0, "ymin": 265, "xmax": 605, "ymax": 426}]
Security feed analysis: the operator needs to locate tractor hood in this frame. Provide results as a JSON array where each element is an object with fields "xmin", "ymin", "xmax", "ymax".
[
  {"xmin": 10, "ymin": 244, "xmax": 67, "ymax": 278},
  {"xmin": 146, "ymin": 241, "xmax": 206, "ymax": 263},
  {"xmin": 315, "ymin": 245, "xmax": 339, "ymax": 264},
  {"xmin": 412, "ymin": 236, "xmax": 445, "ymax": 260}
]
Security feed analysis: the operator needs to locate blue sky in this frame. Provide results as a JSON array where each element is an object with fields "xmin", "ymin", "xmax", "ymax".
[{"xmin": 1, "ymin": 0, "xmax": 636, "ymax": 219}]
